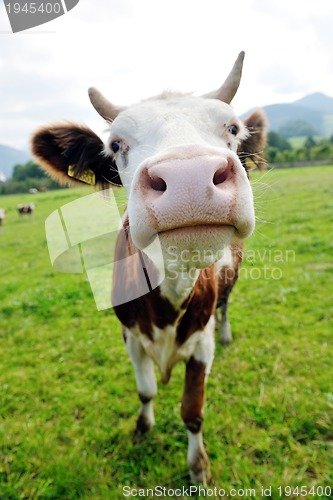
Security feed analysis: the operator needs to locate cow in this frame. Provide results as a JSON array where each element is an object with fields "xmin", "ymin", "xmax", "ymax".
[
  {"xmin": 0, "ymin": 208, "xmax": 5, "ymax": 226},
  {"xmin": 31, "ymin": 52, "xmax": 267, "ymax": 483},
  {"xmin": 17, "ymin": 202, "xmax": 35, "ymax": 217}
]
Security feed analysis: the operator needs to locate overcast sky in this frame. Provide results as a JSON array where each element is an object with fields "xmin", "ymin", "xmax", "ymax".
[{"xmin": 1, "ymin": 0, "xmax": 333, "ymax": 150}]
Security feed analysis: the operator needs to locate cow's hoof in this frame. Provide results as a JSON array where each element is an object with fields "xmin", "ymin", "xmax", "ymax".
[
  {"xmin": 188, "ymin": 448, "xmax": 211, "ymax": 485},
  {"xmin": 221, "ymin": 321, "xmax": 232, "ymax": 344},
  {"xmin": 134, "ymin": 414, "xmax": 153, "ymax": 436},
  {"xmin": 189, "ymin": 467, "xmax": 211, "ymax": 486}
]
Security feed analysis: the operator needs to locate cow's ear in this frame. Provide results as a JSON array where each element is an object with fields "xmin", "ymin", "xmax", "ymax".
[
  {"xmin": 238, "ymin": 109, "xmax": 268, "ymax": 172},
  {"xmin": 31, "ymin": 123, "xmax": 122, "ymax": 188}
]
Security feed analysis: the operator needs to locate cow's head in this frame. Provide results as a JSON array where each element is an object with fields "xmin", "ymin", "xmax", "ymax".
[{"xmin": 32, "ymin": 52, "xmax": 266, "ymax": 269}]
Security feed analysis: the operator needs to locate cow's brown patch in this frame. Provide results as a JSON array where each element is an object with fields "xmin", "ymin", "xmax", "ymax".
[
  {"xmin": 112, "ymin": 217, "xmax": 178, "ymax": 339},
  {"xmin": 216, "ymin": 242, "xmax": 243, "ymax": 306},
  {"xmin": 177, "ymin": 266, "xmax": 217, "ymax": 345},
  {"xmin": 181, "ymin": 357, "xmax": 206, "ymax": 433}
]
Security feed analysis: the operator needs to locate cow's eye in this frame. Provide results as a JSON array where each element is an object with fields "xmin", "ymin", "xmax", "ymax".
[
  {"xmin": 111, "ymin": 141, "xmax": 121, "ymax": 154},
  {"xmin": 229, "ymin": 125, "xmax": 239, "ymax": 136}
]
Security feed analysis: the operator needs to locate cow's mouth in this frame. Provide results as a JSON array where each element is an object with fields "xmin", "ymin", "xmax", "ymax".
[
  {"xmin": 158, "ymin": 223, "xmax": 236, "ymax": 236},
  {"xmin": 140, "ymin": 223, "xmax": 238, "ymax": 255},
  {"xmin": 157, "ymin": 224, "xmax": 236, "ymax": 251}
]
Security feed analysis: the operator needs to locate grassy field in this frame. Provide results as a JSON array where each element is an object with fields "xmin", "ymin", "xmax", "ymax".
[{"xmin": 0, "ymin": 166, "xmax": 332, "ymax": 499}]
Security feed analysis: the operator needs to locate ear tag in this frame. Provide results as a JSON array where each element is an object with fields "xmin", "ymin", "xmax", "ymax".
[{"xmin": 68, "ymin": 165, "xmax": 96, "ymax": 185}]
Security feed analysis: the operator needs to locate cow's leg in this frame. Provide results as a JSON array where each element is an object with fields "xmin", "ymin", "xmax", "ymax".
[
  {"xmin": 181, "ymin": 320, "xmax": 214, "ymax": 484},
  {"xmin": 220, "ymin": 291, "xmax": 232, "ymax": 344},
  {"xmin": 217, "ymin": 245, "xmax": 243, "ymax": 344},
  {"xmin": 125, "ymin": 329, "xmax": 157, "ymax": 435}
]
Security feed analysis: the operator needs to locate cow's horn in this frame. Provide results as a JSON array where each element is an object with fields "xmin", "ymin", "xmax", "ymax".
[
  {"xmin": 88, "ymin": 87, "xmax": 120, "ymax": 121},
  {"xmin": 204, "ymin": 51, "xmax": 245, "ymax": 104}
]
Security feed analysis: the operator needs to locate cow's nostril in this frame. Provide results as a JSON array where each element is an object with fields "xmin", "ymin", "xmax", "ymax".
[
  {"xmin": 150, "ymin": 176, "xmax": 167, "ymax": 192},
  {"xmin": 213, "ymin": 167, "xmax": 228, "ymax": 186}
]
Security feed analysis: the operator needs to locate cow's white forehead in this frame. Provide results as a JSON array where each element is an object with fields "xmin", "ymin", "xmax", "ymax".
[{"xmin": 109, "ymin": 94, "xmax": 247, "ymax": 145}]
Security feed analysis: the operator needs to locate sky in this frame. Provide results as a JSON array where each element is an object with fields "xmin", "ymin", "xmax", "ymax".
[{"xmin": 1, "ymin": 0, "xmax": 333, "ymax": 151}]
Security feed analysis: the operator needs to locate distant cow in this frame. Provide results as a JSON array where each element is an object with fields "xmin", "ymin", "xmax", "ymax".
[
  {"xmin": 17, "ymin": 202, "xmax": 35, "ymax": 217},
  {"xmin": 0, "ymin": 208, "xmax": 5, "ymax": 226},
  {"xmin": 32, "ymin": 52, "xmax": 266, "ymax": 483}
]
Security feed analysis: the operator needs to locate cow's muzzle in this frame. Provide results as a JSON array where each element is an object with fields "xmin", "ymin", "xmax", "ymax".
[{"xmin": 129, "ymin": 145, "xmax": 255, "ymax": 251}]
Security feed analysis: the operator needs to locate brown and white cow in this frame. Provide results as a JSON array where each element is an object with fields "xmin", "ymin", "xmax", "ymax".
[
  {"xmin": 17, "ymin": 202, "xmax": 35, "ymax": 216},
  {"xmin": 31, "ymin": 52, "xmax": 266, "ymax": 483}
]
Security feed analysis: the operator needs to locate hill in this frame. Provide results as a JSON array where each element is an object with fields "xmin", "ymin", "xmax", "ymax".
[
  {"xmin": 293, "ymin": 92, "xmax": 333, "ymax": 114},
  {"xmin": 0, "ymin": 144, "xmax": 31, "ymax": 180},
  {"xmin": 246, "ymin": 92, "xmax": 333, "ymax": 138}
]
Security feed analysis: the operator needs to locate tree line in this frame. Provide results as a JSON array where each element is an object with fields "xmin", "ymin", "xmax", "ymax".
[
  {"xmin": 0, "ymin": 161, "xmax": 62, "ymax": 194},
  {"xmin": 266, "ymin": 132, "xmax": 333, "ymax": 164}
]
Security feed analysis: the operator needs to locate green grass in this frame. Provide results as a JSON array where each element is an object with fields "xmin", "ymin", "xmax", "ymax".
[{"xmin": 0, "ymin": 167, "xmax": 332, "ymax": 499}]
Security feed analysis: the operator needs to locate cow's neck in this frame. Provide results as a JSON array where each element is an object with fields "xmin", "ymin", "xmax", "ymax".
[
  {"xmin": 159, "ymin": 259, "xmax": 201, "ymax": 310},
  {"xmin": 140, "ymin": 236, "xmax": 200, "ymax": 310}
]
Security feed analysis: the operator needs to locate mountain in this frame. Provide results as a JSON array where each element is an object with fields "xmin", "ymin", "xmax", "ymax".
[
  {"xmin": 0, "ymin": 145, "xmax": 32, "ymax": 180},
  {"xmin": 245, "ymin": 92, "xmax": 333, "ymax": 137},
  {"xmin": 293, "ymin": 92, "xmax": 333, "ymax": 114}
]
